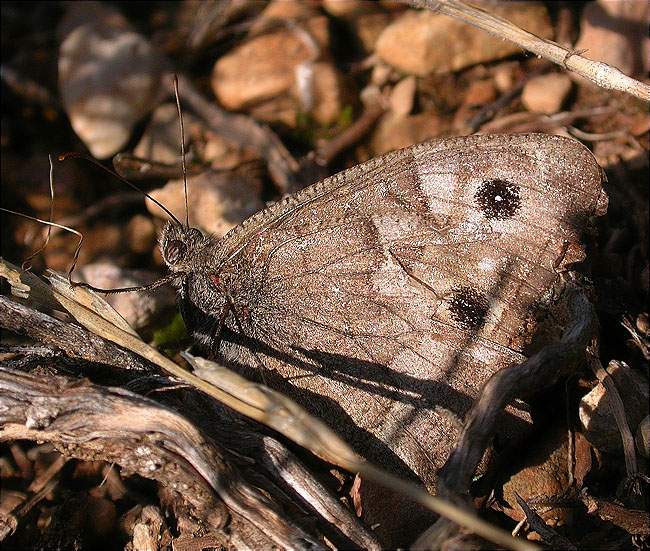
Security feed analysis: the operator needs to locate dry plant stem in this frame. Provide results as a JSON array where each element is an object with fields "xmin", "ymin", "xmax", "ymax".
[
  {"xmin": 0, "ymin": 296, "xmax": 152, "ymax": 372},
  {"xmin": 315, "ymin": 102, "xmax": 386, "ymax": 165},
  {"xmin": 581, "ymin": 493, "xmax": 650, "ymax": 536},
  {"xmin": 167, "ymin": 74, "xmax": 300, "ymax": 193},
  {"xmin": 259, "ymin": 436, "xmax": 381, "ymax": 550},
  {"xmin": 29, "ymin": 191, "xmax": 143, "ymax": 245},
  {"xmin": 463, "ymin": 64, "xmax": 549, "ymax": 134},
  {"xmin": 0, "ymin": 454, "xmax": 67, "ymax": 539},
  {"xmin": 0, "ymin": 367, "xmax": 321, "ymax": 550},
  {"xmin": 408, "ymin": 0, "xmax": 650, "ymax": 102},
  {"xmin": 112, "ymin": 154, "xmax": 202, "ymax": 181},
  {"xmin": 589, "ymin": 357, "xmax": 638, "ymax": 478},
  {"xmin": 514, "ymin": 493, "xmax": 576, "ymax": 550},
  {"xmin": 480, "ymin": 106, "xmax": 614, "ymax": 134},
  {"xmin": 415, "ymin": 284, "xmax": 596, "ymax": 549}
]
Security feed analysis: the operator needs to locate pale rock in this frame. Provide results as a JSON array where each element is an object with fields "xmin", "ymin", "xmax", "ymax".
[
  {"xmin": 493, "ymin": 62, "xmax": 519, "ymax": 93},
  {"xmin": 389, "ymin": 76, "xmax": 417, "ymax": 117},
  {"xmin": 359, "ymin": 83, "xmax": 383, "ymax": 108},
  {"xmin": 370, "ymin": 111, "xmax": 442, "ymax": 155},
  {"xmin": 58, "ymin": 2, "xmax": 165, "ymax": 159},
  {"xmin": 521, "ymin": 73, "xmax": 572, "ymax": 115},
  {"xmin": 579, "ymin": 361, "xmax": 649, "ymax": 453},
  {"xmin": 202, "ymin": 132, "xmax": 251, "ymax": 171},
  {"xmin": 212, "ymin": 10, "xmax": 345, "ymax": 127},
  {"xmin": 370, "ymin": 62, "xmax": 393, "ymax": 87},
  {"xmin": 375, "ymin": 3, "xmax": 553, "ymax": 76},
  {"xmin": 465, "ymin": 79, "xmax": 498, "ymax": 107},
  {"xmin": 78, "ymin": 263, "xmax": 175, "ymax": 330},
  {"xmin": 322, "ymin": 0, "xmax": 370, "ymax": 17},
  {"xmin": 146, "ymin": 170, "xmax": 264, "ymax": 237},
  {"xmin": 254, "ymin": 0, "xmax": 318, "ymax": 26},
  {"xmin": 300, "ymin": 61, "xmax": 346, "ymax": 126},
  {"xmin": 575, "ymin": 0, "xmax": 649, "ymax": 78},
  {"xmin": 452, "ymin": 79, "xmax": 498, "ymax": 130},
  {"xmin": 214, "ymin": 11, "xmax": 329, "ymax": 109},
  {"xmin": 321, "ymin": 0, "xmax": 392, "ymax": 52},
  {"xmin": 134, "ymin": 103, "xmax": 197, "ymax": 165}
]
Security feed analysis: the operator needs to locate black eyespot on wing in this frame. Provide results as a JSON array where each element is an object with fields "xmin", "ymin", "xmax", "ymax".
[
  {"xmin": 475, "ymin": 179, "xmax": 521, "ymax": 220},
  {"xmin": 449, "ymin": 286, "xmax": 490, "ymax": 329},
  {"xmin": 165, "ymin": 239, "xmax": 186, "ymax": 265}
]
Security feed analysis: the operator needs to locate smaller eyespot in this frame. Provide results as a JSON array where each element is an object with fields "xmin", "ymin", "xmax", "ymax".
[
  {"xmin": 165, "ymin": 239, "xmax": 186, "ymax": 265},
  {"xmin": 448, "ymin": 286, "xmax": 490, "ymax": 330}
]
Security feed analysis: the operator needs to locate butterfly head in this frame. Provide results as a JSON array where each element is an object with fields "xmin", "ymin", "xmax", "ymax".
[{"xmin": 159, "ymin": 221, "xmax": 205, "ymax": 274}]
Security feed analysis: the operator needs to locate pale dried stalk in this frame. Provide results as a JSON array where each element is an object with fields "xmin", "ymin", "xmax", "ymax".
[{"xmin": 407, "ymin": 0, "xmax": 650, "ymax": 102}]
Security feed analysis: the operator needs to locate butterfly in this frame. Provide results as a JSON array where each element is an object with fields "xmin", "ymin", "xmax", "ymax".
[{"xmin": 158, "ymin": 133, "xmax": 605, "ymax": 513}]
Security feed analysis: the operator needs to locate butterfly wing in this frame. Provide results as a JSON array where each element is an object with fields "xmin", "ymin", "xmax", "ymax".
[{"xmin": 191, "ymin": 134, "xmax": 605, "ymax": 489}]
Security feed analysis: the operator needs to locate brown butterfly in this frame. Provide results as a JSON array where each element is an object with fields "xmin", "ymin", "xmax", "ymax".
[{"xmin": 158, "ymin": 132, "xmax": 606, "ymax": 503}]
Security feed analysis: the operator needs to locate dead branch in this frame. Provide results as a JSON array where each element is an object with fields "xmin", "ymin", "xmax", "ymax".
[
  {"xmin": 0, "ymin": 296, "xmax": 153, "ymax": 372},
  {"xmin": 0, "ymin": 366, "xmax": 325, "ymax": 550},
  {"xmin": 590, "ymin": 358, "xmax": 640, "ymax": 481},
  {"xmin": 581, "ymin": 493, "xmax": 650, "ymax": 536},
  {"xmin": 314, "ymin": 101, "xmax": 386, "ymax": 165},
  {"xmin": 258, "ymin": 436, "xmax": 381, "ymax": 550}
]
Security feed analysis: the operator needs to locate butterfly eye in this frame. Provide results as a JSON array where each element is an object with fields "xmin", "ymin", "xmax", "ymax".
[
  {"xmin": 187, "ymin": 227, "xmax": 203, "ymax": 240},
  {"xmin": 165, "ymin": 239, "xmax": 186, "ymax": 265}
]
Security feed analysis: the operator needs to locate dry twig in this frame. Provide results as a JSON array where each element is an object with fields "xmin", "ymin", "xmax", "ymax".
[{"xmin": 407, "ymin": 0, "xmax": 650, "ymax": 102}]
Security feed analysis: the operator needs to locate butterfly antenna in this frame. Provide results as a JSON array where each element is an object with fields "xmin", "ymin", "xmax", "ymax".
[
  {"xmin": 20, "ymin": 154, "xmax": 57, "ymax": 272},
  {"xmin": 173, "ymin": 75, "xmax": 190, "ymax": 228},
  {"xmin": 2, "ymin": 206, "xmax": 179, "ymax": 294},
  {"xmin": 58, "ymin": 152, "xmax": 183, "ymax": 227},
  {"xmin": 1, "ymin": 207, "xmax": 85, "ymax": 286}
]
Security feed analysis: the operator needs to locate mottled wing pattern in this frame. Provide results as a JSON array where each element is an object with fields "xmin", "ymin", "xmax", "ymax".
[{"xmin": 203, "ymin": 134, "xmax": 604, "ymax": 488}]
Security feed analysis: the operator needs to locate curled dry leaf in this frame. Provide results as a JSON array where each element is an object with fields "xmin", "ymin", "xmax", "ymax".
[{"xmin": 579, "ymin": 361, "xmax": 649, "ymax": 454}]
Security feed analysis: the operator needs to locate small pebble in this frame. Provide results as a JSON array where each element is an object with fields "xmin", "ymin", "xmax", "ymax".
[{"xmin": 521, "ymin": 73, "xmax": 572, "ymax": 115}]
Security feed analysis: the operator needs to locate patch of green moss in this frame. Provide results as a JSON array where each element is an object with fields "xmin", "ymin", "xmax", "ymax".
[{"xmin": 152, "ymin": 312, "xmax": 187, "ymax": 350}]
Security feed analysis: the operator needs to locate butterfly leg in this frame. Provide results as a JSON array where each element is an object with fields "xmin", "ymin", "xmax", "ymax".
[{"xmin": 209, "ymin": 300, "xmax": 232, "ymax": 357}]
